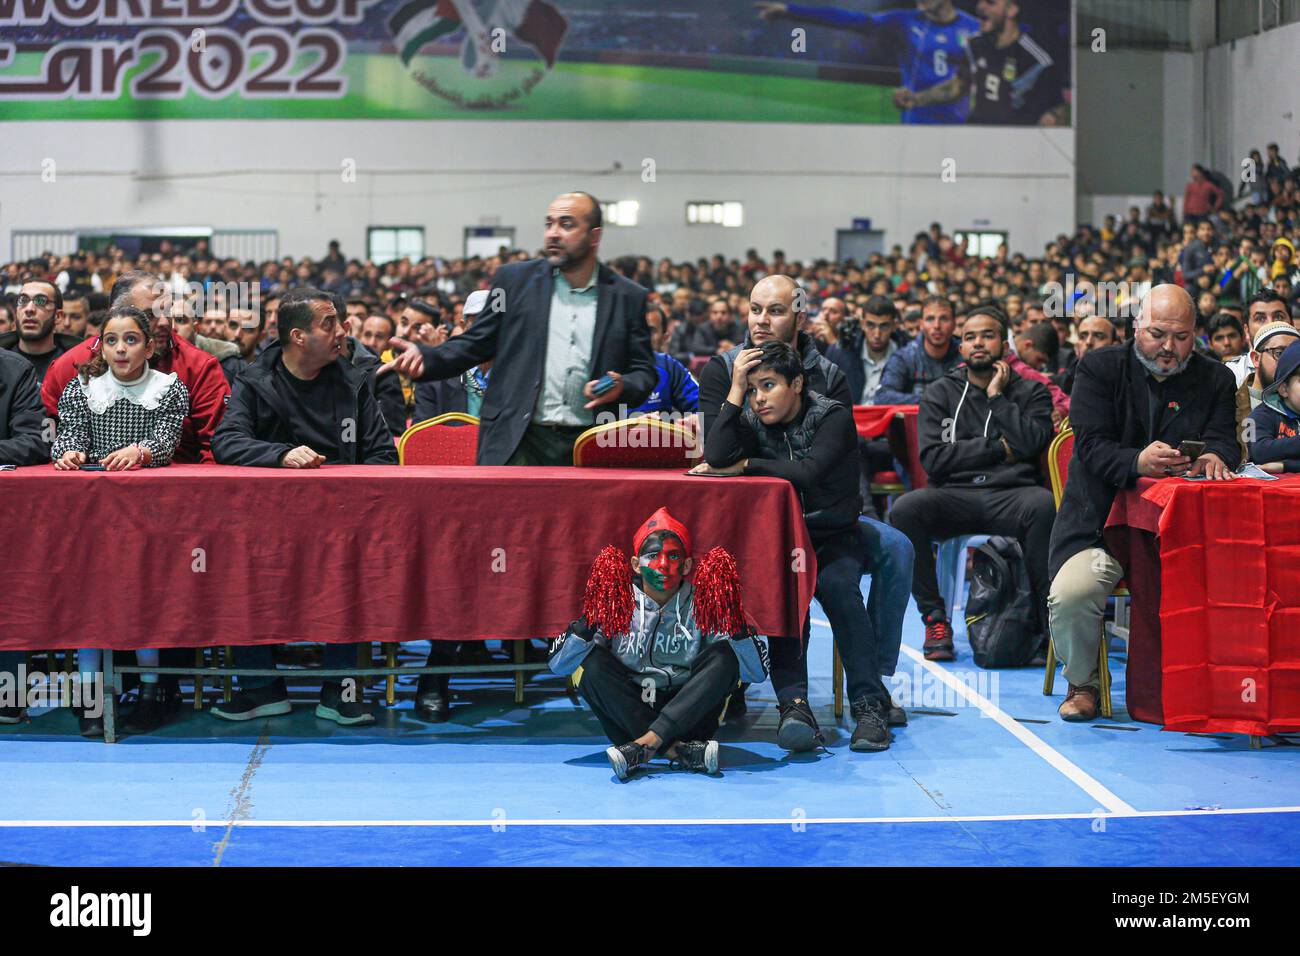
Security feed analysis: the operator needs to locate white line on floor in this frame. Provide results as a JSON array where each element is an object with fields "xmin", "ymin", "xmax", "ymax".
[
  {"xmin": 812, "ymin": 616, "xmax": 1137, "ymax": 815},
  {"xmin": 0, "ymin": 807, "xmax": 1297, "ymax": 827}
]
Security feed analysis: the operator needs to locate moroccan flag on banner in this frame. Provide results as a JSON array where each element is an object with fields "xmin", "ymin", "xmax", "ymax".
[{"xmin": 389, "ymin": 0, "xmax": 569, "ymax": 69}]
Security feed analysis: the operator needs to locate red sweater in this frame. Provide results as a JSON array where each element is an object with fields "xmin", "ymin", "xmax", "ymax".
[
  {"xmin": 1183, "ymin": 179, "xmax": 1223, "ymax": 217},
  {"xmin": 1008, "ymin": 353, "xmax": 1070, "ymax": 420},
  {"xmin": 42, "ymin": 333, "xmax": 231, "ymax": 463}
]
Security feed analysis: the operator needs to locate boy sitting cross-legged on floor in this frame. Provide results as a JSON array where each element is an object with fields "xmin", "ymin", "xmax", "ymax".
[{"xmin": 548, "ymin": 508, "xmax": 769, "ymax": 780}]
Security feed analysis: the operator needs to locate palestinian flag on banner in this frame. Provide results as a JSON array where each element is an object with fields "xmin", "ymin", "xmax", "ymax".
[{"xmin": 389, "ymin": 0, "xmax": 569, "ymax": 69}]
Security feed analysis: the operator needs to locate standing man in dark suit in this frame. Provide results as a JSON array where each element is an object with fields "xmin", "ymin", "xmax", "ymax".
[
  {"xmin": 1048, "ymin": 284, "xmax": 1239, "ymax": 722},
  {"xmin": 382, "ymin": 192, "xmax": 656, "ymax": 466}
]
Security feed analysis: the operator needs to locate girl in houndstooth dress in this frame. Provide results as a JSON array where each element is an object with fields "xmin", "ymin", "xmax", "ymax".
[{"xmin": 49, "ymin": 306, "xmax": 191, "ymax": 737}]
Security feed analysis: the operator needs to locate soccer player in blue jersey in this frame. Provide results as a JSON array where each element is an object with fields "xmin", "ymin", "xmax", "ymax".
[{"xmin": 756, "ymin": 0, "xmax": 981, "ymax": 124}]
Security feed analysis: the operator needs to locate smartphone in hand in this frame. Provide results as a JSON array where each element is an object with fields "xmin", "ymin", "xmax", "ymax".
[
  {"xmin": 1178, "ymin": 440, "xmax": 1206, "ymax": 461},
  {"xmin": 591, "ymin": 374, "xmax": 618, "ymax": 397}
]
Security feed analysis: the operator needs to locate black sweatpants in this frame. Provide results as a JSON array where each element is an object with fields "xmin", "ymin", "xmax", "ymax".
[
  {"xmin": 578, "ymin": 642, "xmax": 738, "ymax": 748},
  {"xmin": 887, "ymin": 484, "xmax": 1056, "ymax": 622},
  {"xmin": 768, "ymin": 523, "xmax": 889, "ymax": 709}
]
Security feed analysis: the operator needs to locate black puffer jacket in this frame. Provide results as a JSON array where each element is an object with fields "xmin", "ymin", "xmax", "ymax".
[{"xmin": 705, "ymin": 390, "xmax": 861, "ymax": 538}]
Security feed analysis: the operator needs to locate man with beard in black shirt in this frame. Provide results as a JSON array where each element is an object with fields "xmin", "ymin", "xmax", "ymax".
[{"xmin": 0, "ymin": 280, "xmax": 82, "ymax": 386}]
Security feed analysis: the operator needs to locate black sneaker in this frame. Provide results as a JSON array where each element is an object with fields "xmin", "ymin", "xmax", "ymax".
[
  {"xmin": 316, "ymin": 681, "xmax": 376, "ymax": 725},
  {"xmin": 123, "ymin": 683, "xmax": 171, "ymax": 735},
  {"xmin": 77, "ymin": 708, "xmax": 104, "ymax": 739},
  {"xmin": 414, "ymin": 673, "xmax": 451, "ymax": 723},
  {"xmin": 777, "ymin": 698, "xmax": 824, "ymax": 752},
  {"xmin": 0, "ymin": 705, "xmax": 26, "ymax": 725},
  {"xmin": 605, "ymin": 741, "xmax": 652, "ymax": 780},
  {"xmin": 887, "ymin": 701, "xmax": 908, "ymax": 726},
  {"xmin": 210, "ymin": 679, "xmax": 292, "ymax": 722},
  {"xmin": 722, "ymin": 688, "xmax": 748, "ymax": 723},
  {"xmin": 850, "ymin": 697, "xmax": 892, "ymax": 752},
  {"xmin": 671, "ymin": 739, "xmax": 720, "ymax": 774}
]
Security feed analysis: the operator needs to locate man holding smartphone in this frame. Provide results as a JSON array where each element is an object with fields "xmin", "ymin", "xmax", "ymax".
[
  {"xmin": 380, "ymin": 192, "xmax": 656, "ymax": 466},
  {"xmin": 1048, "ymin": 284, "xmax": 1239, "ymax": 721}
]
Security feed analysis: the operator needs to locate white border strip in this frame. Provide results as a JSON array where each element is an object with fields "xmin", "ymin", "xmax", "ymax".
[
  {"xmin": 0, "ymin": 807, "xmax": 1297, "ymax": 828},
  {"xmin": 814, "ymin": 617, "xmax": 1137, "ymax": 815}
]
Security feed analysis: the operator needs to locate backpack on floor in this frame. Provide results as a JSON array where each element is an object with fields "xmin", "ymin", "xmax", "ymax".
[{"xmin": 964, "ymin": 536, "xmax": 1039, "ymax": 668}]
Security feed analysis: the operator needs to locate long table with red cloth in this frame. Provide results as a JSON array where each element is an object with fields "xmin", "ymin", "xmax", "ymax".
[
  {"xmin": 1104, "ymin": 476, "xmax": 1300, "ymax": 736},
  {"xmin": 0, "ymin": 465, "xmax": 816, "ymax": 650}
]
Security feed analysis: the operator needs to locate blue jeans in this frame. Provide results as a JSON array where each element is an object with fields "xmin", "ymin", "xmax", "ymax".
[
  {"xmin": 860, "ymin": 516, "xmax": 914, "ymax": 679},
  {"xmin": 769, "ymin": 518, "xmax": 914, "ymax": 706}
]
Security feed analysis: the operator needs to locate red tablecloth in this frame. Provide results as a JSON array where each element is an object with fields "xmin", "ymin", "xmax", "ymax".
[
  {"xmin": 0, "ymin": 465, "xmax": 816, "ymax": 649},
  {"xmin": 853, "ymin": 405, "xmax": 916, "ymax": 440},
  {"xmin": 1106, "ymin": 476, "xmax": 1300, "ymax": 735}
]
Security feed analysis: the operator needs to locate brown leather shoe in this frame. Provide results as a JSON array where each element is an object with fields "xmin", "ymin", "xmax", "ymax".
[{"xmin": 1058, "ymin": 684, "xmax": 1099, "ymax": 722}]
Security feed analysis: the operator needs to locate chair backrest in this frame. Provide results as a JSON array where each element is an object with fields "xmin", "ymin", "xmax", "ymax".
[
  {"xmin": 1047, "ymin": 427, "xmax": 1074, "ymax": 508},
  {"xmin": 899, "ymin": 408, "xmax": 928, "ymax": 489},
  {"xmin": 573, "ymin": 417, "xmax": 699, "ymax": 468},
  {"xmin": 398, "ymin": 413, "xmax": 480, "ymax": 466}
]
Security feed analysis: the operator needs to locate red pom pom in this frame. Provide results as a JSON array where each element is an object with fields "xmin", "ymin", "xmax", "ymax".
[
  {"xmin": 693, "ymin": 547, "xmax": 747, "ymax": 637},
  {"xmin": 581, "ymin": 545, "xmax": 634, "ymax": 638}
]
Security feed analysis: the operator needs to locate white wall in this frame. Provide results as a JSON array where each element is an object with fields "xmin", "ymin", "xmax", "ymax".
[
  {"xmin": 0, "ymin": 119, "xmax": 1074, "ymax": 264},
  {"xmin": 1075, "ymin": 47, "xmax": 1202, "ymax": 200},
  {"xmin": 1206, "ymin": 18, "xmax": 1300, "ymax": 179}
]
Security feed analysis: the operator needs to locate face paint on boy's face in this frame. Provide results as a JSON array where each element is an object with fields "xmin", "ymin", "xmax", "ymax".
[{"xmin": 638, "ymin": 537, "xmax": 686, "ymax": 593}]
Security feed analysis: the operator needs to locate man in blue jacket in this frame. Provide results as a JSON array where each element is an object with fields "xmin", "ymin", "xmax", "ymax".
[
  {"xmin": 632, "ymin": 304, "xmax": 699, "ymax": 417},
  {"xmin": 872, "ymin": 295, "xmax": 961, "ymax": 405},
  {"xmin": 1246, "ymin": 340, "xmax": 1300, "ymax": 471}
]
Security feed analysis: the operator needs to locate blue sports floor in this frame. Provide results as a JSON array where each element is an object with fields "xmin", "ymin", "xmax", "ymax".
[{"xmin": 2, "ymin": 588, "xmax": 1297, "ymax": 867}]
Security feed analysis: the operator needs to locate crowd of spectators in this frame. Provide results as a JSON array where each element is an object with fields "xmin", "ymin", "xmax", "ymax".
[{"xmin": 3, "ymin": 145, "xmax": 1299, "ymax": 754}]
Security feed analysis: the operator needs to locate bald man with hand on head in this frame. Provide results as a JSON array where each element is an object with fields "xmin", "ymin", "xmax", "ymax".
[
  {"xmin": 695, "ymin": 274, "xmax": 915, "ymax": 750},
  {"xmin": 1047, "ymin": 284, "xmax": 1240, "ymax": 722}
]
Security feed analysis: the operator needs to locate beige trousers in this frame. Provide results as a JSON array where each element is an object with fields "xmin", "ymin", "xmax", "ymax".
[{"xmin": 1047, "ymin": 547, "xmax": 1124, "ymax": 690}]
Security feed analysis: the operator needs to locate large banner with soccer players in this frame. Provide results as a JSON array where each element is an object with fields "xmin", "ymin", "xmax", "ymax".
[{"xmin": 0, "ymin": 0, "xmax": 1072, "ymax": 124}]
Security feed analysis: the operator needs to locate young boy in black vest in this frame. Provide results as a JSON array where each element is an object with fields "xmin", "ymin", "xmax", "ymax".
[{"xmin": 694, "ymin": 340, "xmax": 893, "ymax": 752}]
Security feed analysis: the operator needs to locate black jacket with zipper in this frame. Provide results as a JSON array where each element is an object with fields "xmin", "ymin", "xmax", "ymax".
[
  {"xmin": 212, "ymin": 341, "xmax": 397, "ymax": 467},
  {"xmin": 705, "ymin": 390, "xmax": 861, "ymax": 539},
  {"xmin": 0, "ymin": 347, "xmax": 48, "ymax": 465},
  {"xmin": 918, "ymin": 365, "xmax": 1054, "ymax": 489}
]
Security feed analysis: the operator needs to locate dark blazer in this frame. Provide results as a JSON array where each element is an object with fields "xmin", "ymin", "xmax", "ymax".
[
  {"xmin": 412, "ymin": 376, "xmax": 469, "ymax": 423},
  {"xmin": 0, "ymin": 348, "xmax": 48, "ymax": 465},
  {"xmin": 1048, "ymin": 342, "xmax": 1240, "ymax": 579},
  {"xmin": 412, "ymin": 259, "xmax": 655, "ymax": 465},
  {"xmin": 212, "ymin": 342, "xmax": 397, "ymax": 467}
]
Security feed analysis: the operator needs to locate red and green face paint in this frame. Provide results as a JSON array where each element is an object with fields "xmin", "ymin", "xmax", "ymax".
[{"xmin": 637, "ymin": 532, "xmax": 687, "ymax": 594}]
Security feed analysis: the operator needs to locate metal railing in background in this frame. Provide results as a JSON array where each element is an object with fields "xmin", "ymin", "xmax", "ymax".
[
  {"xmin": 1077, "ymin": 0, "xmax": 1193, "ymax": 50},
  {"xmin": 10, "ymin": 230, "xmax": 78, "ymax": 261},
  {"xmin": 1079, "ymin": 0, "xmax": 1300, "ymax": 49},
  {"xmin": 1216, "ymin": 0, "xmax": 1300, "ymax": 42},
  {"xmin": 211, "ymin": 229, "xmax": 278, "ymax": 263}
]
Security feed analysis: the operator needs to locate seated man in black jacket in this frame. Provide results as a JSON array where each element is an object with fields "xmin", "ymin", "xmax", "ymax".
[
  {"xmin": 211, "ymin": 287, "xmax": 397, "ymax": 726},
  {"xmin": 0, "ymin": 347, "xmax": 49, "ymax": 724},
  {"xmin": 693, "ymin": 340, "xmax": 894, "ymax": 753},
  {"xmin": 888, "ymin": 306, "xmax": 1056, "ymax": 662},
  {"xmin": 1048, "ymin": 284, "xmax": 1238, "ymax": 721}
]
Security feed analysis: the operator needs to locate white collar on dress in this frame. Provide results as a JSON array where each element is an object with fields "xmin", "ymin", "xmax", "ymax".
[{"xmin": 84, "ymin": 367, "xmax": 177, "ymax": 415}]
